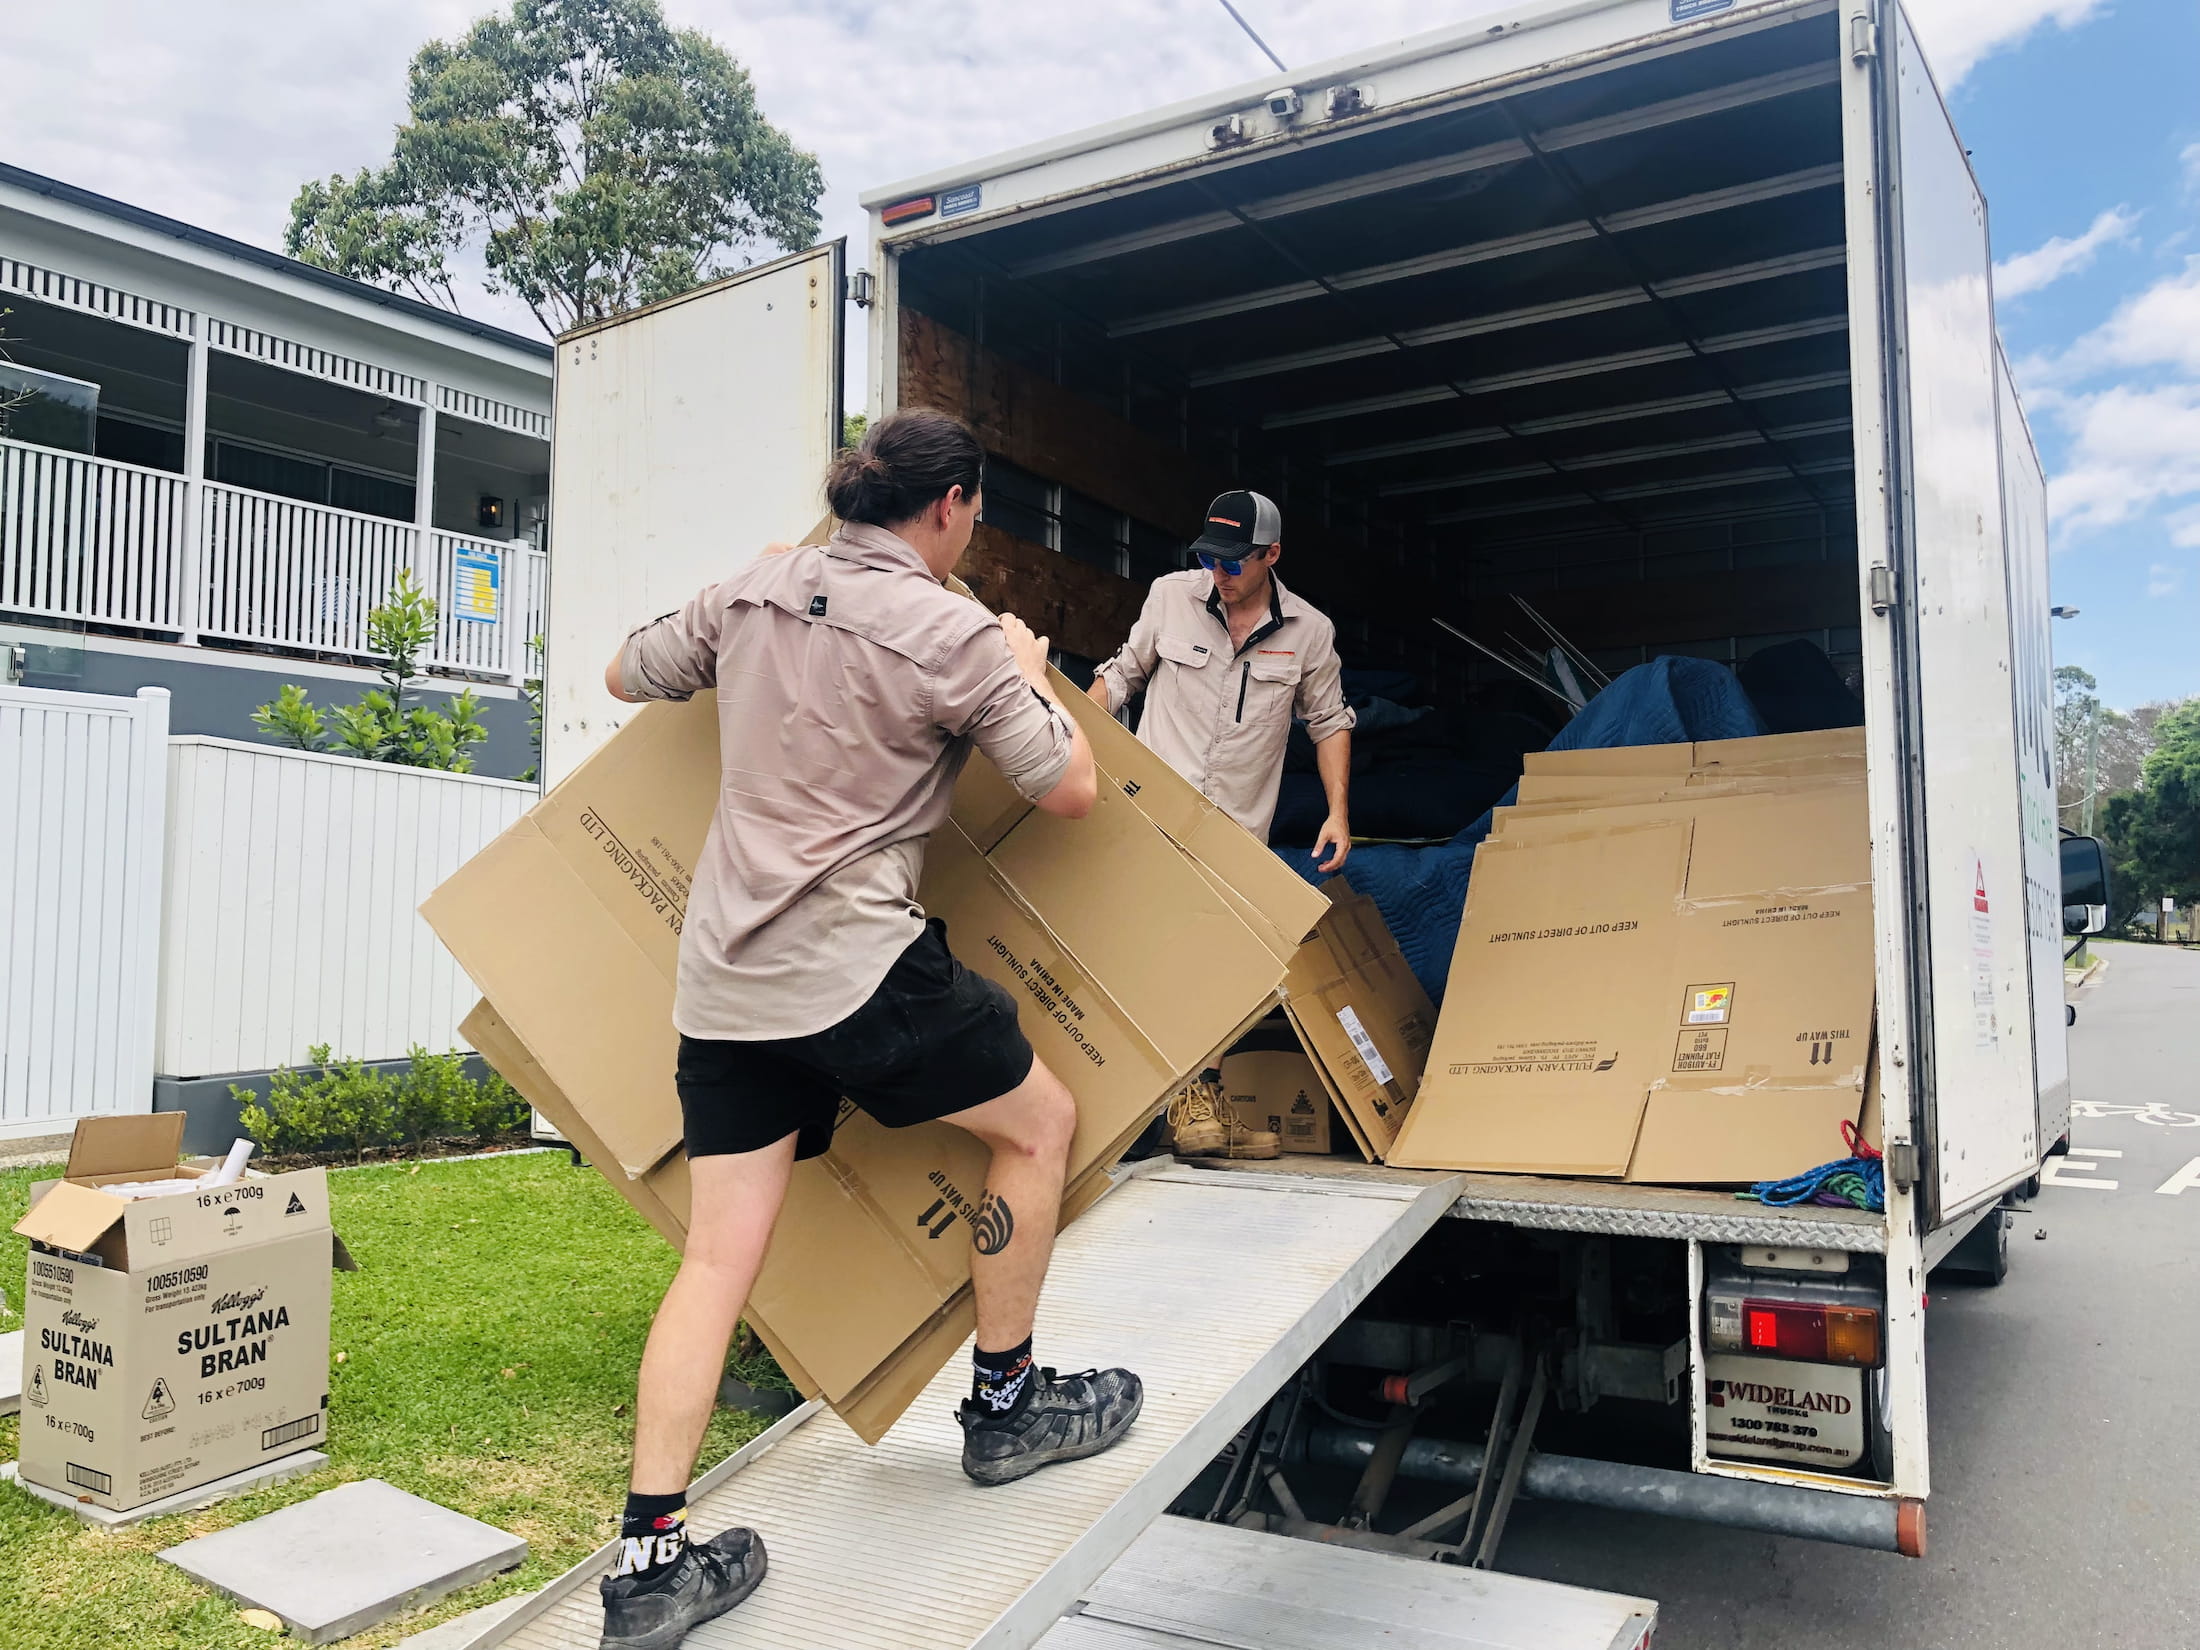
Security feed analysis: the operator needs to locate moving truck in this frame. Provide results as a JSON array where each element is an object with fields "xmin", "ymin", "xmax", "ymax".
[{"xmin": 528, "ymin": 0, "xmax": 2116, "ymax": 1633}]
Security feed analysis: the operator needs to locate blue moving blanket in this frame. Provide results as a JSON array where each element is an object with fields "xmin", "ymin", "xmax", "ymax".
[{"xmin": 1277, "ymin": 657, "xmax": 1766, "ymax": 1003}]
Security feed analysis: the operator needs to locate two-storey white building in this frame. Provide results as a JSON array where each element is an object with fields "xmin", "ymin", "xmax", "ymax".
[{"xmin": 1, "ymin": 162, "xmax": 552, "ymax": 776}]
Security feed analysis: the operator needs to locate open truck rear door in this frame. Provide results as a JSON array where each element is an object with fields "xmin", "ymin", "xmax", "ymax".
[
  {"xmin": 543, "ymin": 242, "xmax": 845, "ymax": 786},
  {"xmin": 1874, "ymin": 8, "xmax": 2040, "ymax": 1226}
]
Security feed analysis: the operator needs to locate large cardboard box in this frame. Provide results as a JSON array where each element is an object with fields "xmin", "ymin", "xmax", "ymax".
[
  {"xmin": 13, "ymin": 1116, "xmax": 340, "ymax": 1512},
  {"xmin": 423, "ymin": 672, "xmax": 1328, "ymax": 1445},
  {"xmin": 1219, "ymin": 1051, "xmax": 1334, "ymax": 1154},
  {"xmin": 1520, "ymin": 727, "xmax": 1866, "ymax": 783},
  {"xmin": 1273, "ymin": 890, "xmax": 1435, "ymax": 1161},
  {"xmin": 1389, "ymin": 783, "xmax": 1875, "ymax": 1184}
]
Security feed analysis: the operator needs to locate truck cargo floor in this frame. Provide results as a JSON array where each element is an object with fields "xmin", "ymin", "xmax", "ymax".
[
  {"xmin": 1189, "ymin": 1157, "xmax": 1886, "ymax": 1251},
  {"xmin": 1042, "ymin": 1515, "xmax": 1656, "ymax": 1650},
  {"xmin": 487, "ymin": 1165, "xmax": 1462, "ymax": 1650}
]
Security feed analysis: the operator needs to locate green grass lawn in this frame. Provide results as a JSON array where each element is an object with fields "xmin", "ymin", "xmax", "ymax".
[{"xmin": 0, "ymin": 1150, "xmax": 776, "ymax": 1650}]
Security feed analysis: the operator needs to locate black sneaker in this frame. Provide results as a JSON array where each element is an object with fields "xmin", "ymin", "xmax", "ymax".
[
  {"xmin": 957, "ymin": 1366, "xmax": 1143, "ymax": 1486},
  {"xmin": 598, "ymin": 1526, "xmax": 767, "ymax": 1650}
]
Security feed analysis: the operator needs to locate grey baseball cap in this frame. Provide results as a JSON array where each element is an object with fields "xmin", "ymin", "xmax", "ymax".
[{"xmin": 1189, "ymin": 489, "xmax": 1282, "ymax": 558}]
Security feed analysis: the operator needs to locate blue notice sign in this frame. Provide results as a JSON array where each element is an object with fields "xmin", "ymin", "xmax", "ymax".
[
  {"xmin": 940, "ymin": 184, "xmax": 983, "ymax": 218},
  {"xmin": 1672, "ymin": 0, "xmax": 1735, "ymax": 18},
  {"xmin": 452, "ymin": 549, "xmax": 501, "ymax": 624}
]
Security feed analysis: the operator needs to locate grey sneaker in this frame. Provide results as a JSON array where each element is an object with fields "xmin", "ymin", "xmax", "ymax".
[
  {"xmin": 598, "ymin": 1526, "xmax": 767, "ymax": 1650},
  {"xmin": 958, "ymin": 1366, "xmax": 1143, "ymax": 1486}
]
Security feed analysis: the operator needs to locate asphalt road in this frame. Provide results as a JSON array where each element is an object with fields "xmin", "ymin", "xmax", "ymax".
[{"xmin": 1492, "ymin": 940, "xmax": 2200, "ymax": 1648}]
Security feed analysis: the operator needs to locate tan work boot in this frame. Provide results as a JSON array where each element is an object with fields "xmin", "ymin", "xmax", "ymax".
[{"xmin": 1165, "ymin": 1078, "xmax": 1281, "ymax": 1159}]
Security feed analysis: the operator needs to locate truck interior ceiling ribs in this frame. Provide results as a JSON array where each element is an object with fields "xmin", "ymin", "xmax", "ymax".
[{"xmin": 885, "ymin": 5, "xmax": 1864, "ymax": 716}]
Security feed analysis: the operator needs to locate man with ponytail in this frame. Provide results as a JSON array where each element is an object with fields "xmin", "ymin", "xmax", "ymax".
[{"xmin": 593, "ymin": 408, "xmax": 1141, "ymax": 1647}]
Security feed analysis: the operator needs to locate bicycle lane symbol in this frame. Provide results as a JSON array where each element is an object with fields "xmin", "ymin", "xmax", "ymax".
[{"xmin": 2054, "ymin": 1103, "xmax": 2200, "ymax": 1195}]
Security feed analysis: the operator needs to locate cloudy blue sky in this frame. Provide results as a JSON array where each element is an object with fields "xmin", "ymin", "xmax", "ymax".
[{"xmin": 2, "ymin": 0, "xmax": 2188, "ymax": 708}]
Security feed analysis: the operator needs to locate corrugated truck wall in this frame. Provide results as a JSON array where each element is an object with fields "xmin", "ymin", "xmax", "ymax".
[
  {"xmin": 897, "ymin": 308, "xmax": 1391, "ymax": 661},
  {"xmin": 0, "ymin": 684, "xmax": 169, "ymax": 1137},
  {"xmin": 157, "ymin": 738, "xmax": 537, "ymax": 1078}
]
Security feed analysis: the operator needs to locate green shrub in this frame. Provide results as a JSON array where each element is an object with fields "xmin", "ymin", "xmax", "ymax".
[
  {"xmin": 249, "ymin": 570, "xmax": 489, "ymax": 772},
  {"xmin": 237, "ymin": 1044, "xmax": 523, "ymax": 1160},
  {"xmin": 392, "ymin": 1045, "xmax": 476, "ymax": 1144},
  {"xmin": 470, "ymin": 1071, "xmax": 532, "ymax": 1141}
]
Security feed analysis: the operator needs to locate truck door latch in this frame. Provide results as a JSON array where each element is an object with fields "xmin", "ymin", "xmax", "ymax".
[
  {"xmin": 1885, "ymin": 1141, "xmax": 1917, "ymax": 1190},
  {"xmin": 1868, "ymin": 563, "xmax": 1896, "ymax": 616},
  {"xmin": 1850, "ymin": 15, "xmax": 1879, "ymax": 63}
]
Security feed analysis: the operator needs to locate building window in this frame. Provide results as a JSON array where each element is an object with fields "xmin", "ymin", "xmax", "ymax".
[
  {"xmin": 0, "ymin": 361, "xmax": 99, "ymax": 454},
  {"xmin": 97, "ymin": 415, "xmax": 185, "ymax": 472},
  {"xmin": 211, "ymin": 438, "xmax": 416, "ymax": 523}
]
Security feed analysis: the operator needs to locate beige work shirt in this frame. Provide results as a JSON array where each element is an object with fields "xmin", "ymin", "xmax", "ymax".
[
  {"xmin": 617, "ymin": 523, "xmax": 1075, "ymax": 1041},
  {"xmin": 1093, "ymin": 570, "xmax": 1354, "ymax": 842}
]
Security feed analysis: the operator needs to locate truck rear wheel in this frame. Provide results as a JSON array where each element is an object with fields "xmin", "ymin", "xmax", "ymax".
[{"xmin": 1937, "ymin": 1209, "xmax": 2011, "ymax": 1286}]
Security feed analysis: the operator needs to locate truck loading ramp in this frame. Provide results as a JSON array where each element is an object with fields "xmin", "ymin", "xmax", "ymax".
[
  {"xmin": 1043, "ymin": 1515, "xmax": 1654, "ymax": 1650},
  {"xmin": 476, "ymin": 1164, "xmax": 1468, "ymax": 1650}
]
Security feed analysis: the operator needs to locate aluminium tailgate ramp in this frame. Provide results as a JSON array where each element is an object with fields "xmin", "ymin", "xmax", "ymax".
[
  {"xmin": 490, "ymin": 1164, "xmax": 1461, "ymax": 1650},
  {"xmin": 1042, "ymin": 1516, "xmax": 1655, "ymax": 1650}
]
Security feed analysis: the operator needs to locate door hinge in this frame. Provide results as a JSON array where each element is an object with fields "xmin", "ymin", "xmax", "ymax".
[
  {"xmin": 845, "ymin": 269, "xmax": 876, "ymax": 308},
  {"xmin": 1850, "ymin": 14, "xmax": 1879, "ymax": 63},
  {"xmin": 1868, "ymin": 563, "xmax": 1896, "ymax": 616},
  {"xmin": 1886, "ymin": 1141, "xmax": 1917, "ymax": 1191}
]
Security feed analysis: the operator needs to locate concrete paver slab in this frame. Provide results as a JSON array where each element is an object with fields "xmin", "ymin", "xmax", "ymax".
[
  {"xmin": 3, "ymin": 1453, "xmax": 328, "ymax": 1528},
  {"xmin": 158, "ymin": 1478, "xmax": 526, "ymax": 1644}
]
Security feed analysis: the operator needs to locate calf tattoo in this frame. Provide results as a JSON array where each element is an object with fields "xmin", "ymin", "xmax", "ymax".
[{"xmin": 971, "ymin": 1191, "xmax": 1015, "ymax": 1255}]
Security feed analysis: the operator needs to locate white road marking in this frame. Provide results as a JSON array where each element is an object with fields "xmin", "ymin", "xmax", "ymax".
[
  {"xmin": 2154, "ymin": 1157, "xmax": 2200, "ymax": 1197},
  {"xmin": 2044, "ymin": 1153, "xmax": 2118, "ymax": 1190},
  {"xmin": 2068, "ymin": 1147, "xmax": 2123, "ymax": 1157}
]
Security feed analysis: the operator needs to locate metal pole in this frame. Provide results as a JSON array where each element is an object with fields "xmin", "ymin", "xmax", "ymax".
[
  {"xmin": 413, "ymin": 392, "xmax": 439, "ymax": 591},
  {"xmin": 2082, "ymin": 698, "xmax": 2100, "ymax": 835},
  {"xmin": 1300, "ymin": 1426, "xmax": 1924, "ymax": 1555},
  {"xmin": 179, "ymin": 331, "xmax": 208, "ymax": 645}
]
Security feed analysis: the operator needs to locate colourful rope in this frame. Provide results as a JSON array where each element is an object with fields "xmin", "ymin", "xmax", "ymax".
[{"xmin": 1739, "ymin": 1121, "xmax": 1886, "ymax": 1213}]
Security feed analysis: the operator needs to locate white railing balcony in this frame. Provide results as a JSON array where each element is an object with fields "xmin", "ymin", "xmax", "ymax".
[
  {"xmin": 427, "ymin": 531, "xmax": 549, "ymax": 682},
  {"xmin": 0, "ymin": 437, "xmax": 541, "ymax": 684},
  {"xmin": 199, "ymin": 482, "xmax": 416, "ymax": 658},
  {"xmin": 1, "ymin": 438, "xmax": 188, "ymax": 632}
]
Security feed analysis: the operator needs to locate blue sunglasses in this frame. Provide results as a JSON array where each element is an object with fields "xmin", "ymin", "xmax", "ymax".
[{"xmin": 1197, "ymin": 550, "xmax": 1254, "ymax": 577}]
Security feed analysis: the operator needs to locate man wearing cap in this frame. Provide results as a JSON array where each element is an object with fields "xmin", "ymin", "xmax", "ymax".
[{"xmin": 1086, "ymin": 489, "xmax": 1356, "ymax": 870}]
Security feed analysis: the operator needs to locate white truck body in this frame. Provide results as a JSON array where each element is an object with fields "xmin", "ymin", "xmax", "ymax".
[{"xmin": 543, "ymin": 0, "xmax": 2067, "ymax": 1600}]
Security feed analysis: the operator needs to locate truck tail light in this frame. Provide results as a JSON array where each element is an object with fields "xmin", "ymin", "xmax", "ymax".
[
  {"xmin": 1742, "ymin": 1300, "xmax": 1880, "ymax": 1367},
  {"xmin": 880, "ymin": 195, "xmax": 937, "ymax": 226}
]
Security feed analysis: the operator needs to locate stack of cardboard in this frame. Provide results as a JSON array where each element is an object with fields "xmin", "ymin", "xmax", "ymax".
[
  {"xmin": 422, "ymin": 663, "xmax": 1348, "ymax": 1444},
  {"xmin": 1388, "ymin": 729, "xmax": 1875, "ymax": 1186}
]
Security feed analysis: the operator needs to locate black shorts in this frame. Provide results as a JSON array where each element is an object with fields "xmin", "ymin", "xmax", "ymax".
[{"xmin": 676, "ymin": 919, "xmax": 1035, "ymax": 1161}]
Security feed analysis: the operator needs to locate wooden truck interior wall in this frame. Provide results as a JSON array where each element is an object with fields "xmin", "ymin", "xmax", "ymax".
[{"xmin": 898, "ymin": 4, "xmax": 1862, "ymax": 736}]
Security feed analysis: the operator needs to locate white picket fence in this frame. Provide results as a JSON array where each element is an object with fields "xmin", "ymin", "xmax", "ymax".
[
  {"xmin": 1, "ymin": 436, "xmax": 545, "ymax": 682},
  {"xmin": 0, "ymin": 685, "xmax": 170, "ymax": 1138},
  {"xmin": 158, "ymin": 737, "xmax": 536, "ymax": 1079}
]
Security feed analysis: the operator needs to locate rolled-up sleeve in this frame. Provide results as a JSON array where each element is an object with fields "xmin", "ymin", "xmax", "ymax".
[
  {"xmin": 933, "ymin": 622, "xmax": 1075, "ymax": 802},
  {"xmin": 1296, "ymin": 616, "xmax": 1356, "ymax": 743},
  {"xmin": 617, "ymin": 579, "xmax": 731, "ymax": 702},
  {"xmin": 1092, "ymin": 582, "xmax": 1167, "ymax": 715}
]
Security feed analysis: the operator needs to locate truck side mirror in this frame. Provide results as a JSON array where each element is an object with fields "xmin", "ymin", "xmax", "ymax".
[{"xmin": 2060, "ymin": 836, "xmax": 2111, "ymax": 935}]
